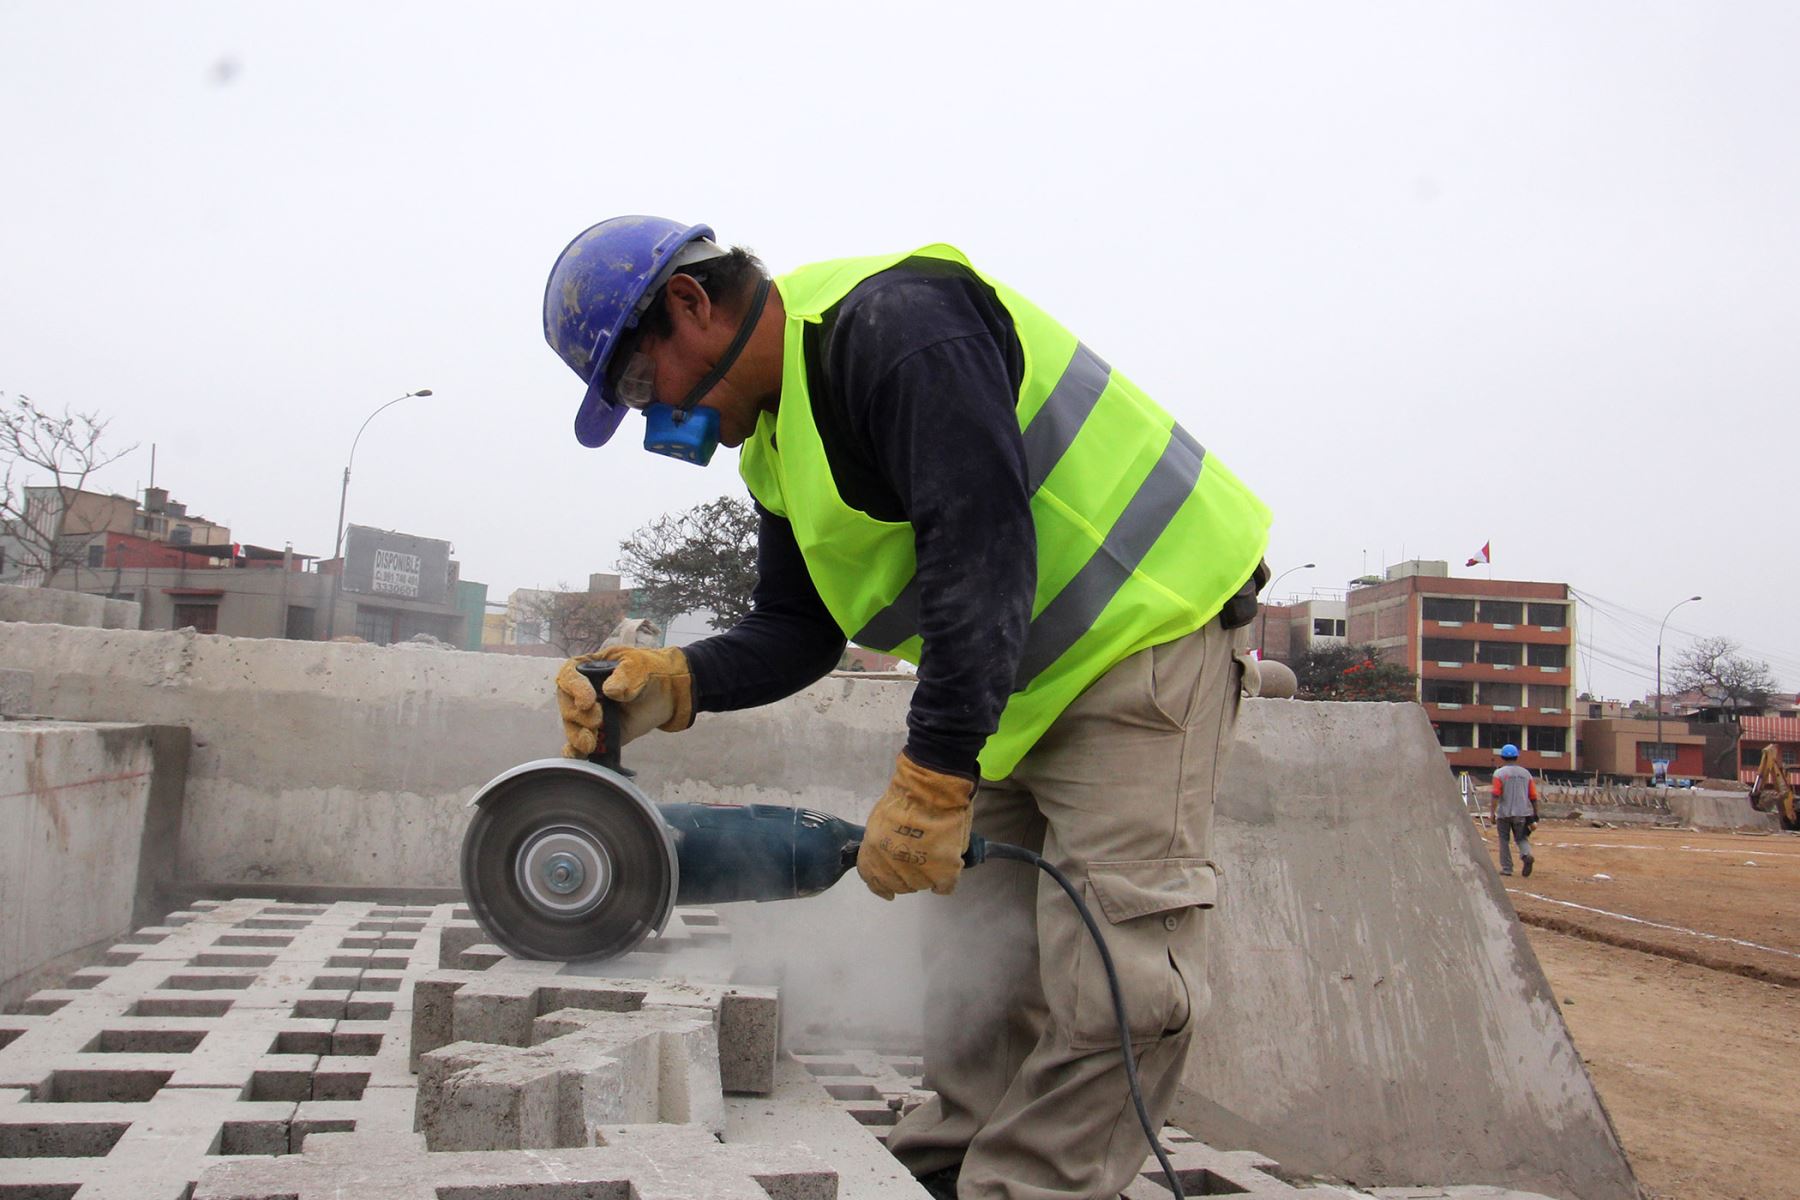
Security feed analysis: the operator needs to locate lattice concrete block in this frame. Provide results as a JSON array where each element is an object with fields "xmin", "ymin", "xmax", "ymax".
[
  {"xmin": 728, "ymin": 1056, "xmax": 932, "ymax": 1199},
  {"xmin": 0, "ymin": 898, "xmax": 462, "ymax": 1200},
  {"xmin": 1111, "ymin": 1126, "xmax": 1364, "ymax": 1199},
  {"xmin": 792, "ymin": 1049, "xmax": 930, "ymax": 1136},
  {"xmin": 0, "ymin": 1084, "xmax": 295, "ymax": 1200},
  {"xmin": 193, "ymin": 1127, "xmax": 836, "ymax": 1200},
  {"xmin": 411, "ymin": 964, "xmax": 777, "ymax": 1093},
  {"xmin": 416, "ymin": 1005, "xmax": 723, "ymax": 1150}
]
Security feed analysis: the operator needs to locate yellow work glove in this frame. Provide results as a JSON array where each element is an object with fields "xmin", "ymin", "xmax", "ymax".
[
  {"xmin": 555, "ymin": 645, "xmax": 695, "ymax": 759},
  {"xmin": 855, "ymin": 752, "xmax": 976, "ymax": 901}
]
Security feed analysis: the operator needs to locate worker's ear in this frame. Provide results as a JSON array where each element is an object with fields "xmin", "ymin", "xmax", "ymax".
[{"xmin": 662, "ymin": 274, "xmax": 715, "ymax": 336}]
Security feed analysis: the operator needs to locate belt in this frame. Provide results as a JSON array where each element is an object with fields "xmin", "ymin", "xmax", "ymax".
[{"xmin": 1218, "ymin": 560, "xmax": 1270, "ymax": 631}]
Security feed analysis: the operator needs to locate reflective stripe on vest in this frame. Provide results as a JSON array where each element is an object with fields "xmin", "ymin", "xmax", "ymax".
[{"xmin": 853, "ymin": 341, "xmax": 1208, "ymax": 692}]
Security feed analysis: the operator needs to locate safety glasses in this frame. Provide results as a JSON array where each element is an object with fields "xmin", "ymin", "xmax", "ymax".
[{"xmin": 612, "ymin": 349, "xmax": 658, "ymax": 410}]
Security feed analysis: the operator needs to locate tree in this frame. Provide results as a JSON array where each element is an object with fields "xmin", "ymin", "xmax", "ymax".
[
  {"xmin": 512, "ymin": 584, "xmax": 633, "ymax": 656},
  {"xmin": 616, "ymin": 496, "xmax": 758, "ymax": 630},
  {"xmin": 1671, "ymin": 636, "xmax": 1778, "ymax": 715},
  {"xmin": 0, "ymin": 393, "xmax": 137, "ymax": 586},
  {"xmin": 1292, "ymin": 642, "xmax": 1418, "ymax": 702}
]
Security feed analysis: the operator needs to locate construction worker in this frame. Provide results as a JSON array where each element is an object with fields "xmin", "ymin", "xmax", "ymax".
[
  {"xmin": 1490, "ymin": 743, "xmax": 1538, "ymax": 877},
  {"xmin": 542, "ymin": 216, "xmax": 1271, "ymax": 1200}
]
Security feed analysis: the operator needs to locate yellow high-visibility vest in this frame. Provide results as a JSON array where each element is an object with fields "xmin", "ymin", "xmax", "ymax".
[{"xmin": 740, "ymin": 245, "xmax": 1270, "ymax": 779}]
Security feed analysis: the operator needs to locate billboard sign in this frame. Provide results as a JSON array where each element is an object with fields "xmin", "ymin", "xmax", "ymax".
[{"xmin": 343, "ymin": 524, "xmax": 450, "ymax": 605}]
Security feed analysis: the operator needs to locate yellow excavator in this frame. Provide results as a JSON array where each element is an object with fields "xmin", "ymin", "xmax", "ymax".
[{"xmin": 1748, "ymin": 743, "xmax": 1800, "ymax": 831}]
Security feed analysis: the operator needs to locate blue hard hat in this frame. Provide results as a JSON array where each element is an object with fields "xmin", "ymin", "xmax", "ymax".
[
  {"xmin": 1499, "ymin": 743, "xmax": 1520, "ymax": 759},
  {"xmin": 544, "ymin": 215, "xmax": 717, "ymax": 448}
]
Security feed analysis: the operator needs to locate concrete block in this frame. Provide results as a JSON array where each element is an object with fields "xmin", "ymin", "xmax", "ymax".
[
  {"xmin": 727, "ymin": 1055, "xmax": 933, "ymax": 1198},
  {"xmin": 0, "ymin": 720, "xmax": 175, "ymax": 1013},
  {"xmin": 415, "ymin": 1039, "xmax": 564, "ymax": 1150},
  {"xmin": 1117, "ymin": 1127, "xmax": 1363, "ymax": 1198},
  {"xmin": 193, "ymin": 1127, "xmax": 837, "ymax": 1200},
  {"xmin": 720, "ymin": 986, "xmax": 780, "ymax": 1094},
  {"xmin": 411, "ymin": 965, "xmax": 778, "ymax": 1097},
  {"xmin": 417, "ymin": 1005, "xmax": 723, "ymax": 1150},
  {"xmin": 0, "ymin": 899, "xmax": 449, "ymax": 1200},
  {"xmin": 434, "ymin": 920, "xmax": 484, "ymax": 969}
]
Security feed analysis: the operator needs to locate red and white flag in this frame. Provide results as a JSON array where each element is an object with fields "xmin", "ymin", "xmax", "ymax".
[{"xmin": 1465, "ymin": 541, "xmax": 1491, "ymax": 567}]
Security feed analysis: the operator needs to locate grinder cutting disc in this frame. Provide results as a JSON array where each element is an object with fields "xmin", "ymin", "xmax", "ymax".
[{"xmin": 459, "ymin": 758, "xmax": 678, "ymax": 961}]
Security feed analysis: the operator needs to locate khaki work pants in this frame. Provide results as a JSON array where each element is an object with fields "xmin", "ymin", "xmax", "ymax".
[{"xmin": 887, "ymin": 619, "xmax": 1250, "ymax": 1199}]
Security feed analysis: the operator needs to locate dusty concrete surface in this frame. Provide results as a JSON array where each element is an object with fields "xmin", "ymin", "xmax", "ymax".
[
  {"xmin": 1178, "ymin": 701, "xmax": 1640, "ymax": 1200},
  {"xmin": 0, "ymin": 583, "xmax": 138, "ymax": 630},
  {"xmin": 0, "ymin": 898, "xmax": 1584, "ymax": 1200},
  {"xmin": 0, "ymin": 720, "xmax": 186, "ymax": 1011}
]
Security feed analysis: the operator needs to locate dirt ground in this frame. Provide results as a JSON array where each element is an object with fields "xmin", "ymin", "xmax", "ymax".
[{"xmin": 1481, "ymin": 820, "xmax": 1800, "ymax": 1200}]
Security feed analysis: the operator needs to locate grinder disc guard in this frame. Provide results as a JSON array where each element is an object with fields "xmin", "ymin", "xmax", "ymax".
[{"xmin": 460, "ymin": 759, "xmax": 678, "ymax": 961}]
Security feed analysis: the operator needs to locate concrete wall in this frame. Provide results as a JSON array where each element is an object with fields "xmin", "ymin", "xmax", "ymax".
[
  {"xmin": 0, "ymin": 621, "xmax": 1637, "ymax": 1197},
  {"xmin": 0, "ymin": 720, "xmax": 188, "ymax": 1011},
  {"xmin": 2, "ymin": 622, "xmax": 565, "ymax": 889},
  {"xmin": 1178, "ymin": 701, "xmax": 1638, "ymax": 1200},
  {"xmin": 1667, "ymin": 789, "xmax": 1780, "ymax": 831},
  {"xmin": 0, "ymin": 582, "xmax": 139, "ymax": 629}
]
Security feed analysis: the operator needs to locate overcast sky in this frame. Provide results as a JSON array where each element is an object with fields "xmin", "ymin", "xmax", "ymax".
[{"xmin": 3, "ymin": 2, "xmax": 1797, "ymax": 698}]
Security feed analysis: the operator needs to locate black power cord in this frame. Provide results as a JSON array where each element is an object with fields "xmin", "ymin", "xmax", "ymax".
[{"xmin": 981, "ymin": 841, "xmax": 1187, "ymax": 1200}]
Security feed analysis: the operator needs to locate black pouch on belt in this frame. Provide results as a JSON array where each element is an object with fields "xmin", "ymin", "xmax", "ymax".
[{"xmin": 1218, "ymin": 560, "xmax": 1270, "ymax": 630}]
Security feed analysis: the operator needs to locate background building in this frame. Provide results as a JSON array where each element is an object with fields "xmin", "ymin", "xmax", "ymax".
[
  {"xmin": 1574, "ymin": 717, "xmax": 1708, "ymax": 780},
  {"xmin": 1347, "ymin": 559, "xmax": 1576, "ymax": 775},
  {"xmin": 1, "ymin": 485, "xmax": 227, "ymax": 587},
  {"xmin": 1254, "ymin": 596, "xmax": 1347, "ymax": 664}
]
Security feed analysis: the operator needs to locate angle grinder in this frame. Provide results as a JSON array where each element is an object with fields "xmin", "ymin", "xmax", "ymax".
[
  {"xmin": 457, "ymin": 658, "xmax": 1190, "ymax": 1197},
  {"xmin": 459, "ymin": 659, "xmax": 1006, "ymax": 962}
]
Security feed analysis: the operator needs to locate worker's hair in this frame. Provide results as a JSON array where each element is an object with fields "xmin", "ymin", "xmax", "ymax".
[{"xmin": 635, "ymin": 246, "xmax": 767, "ymax": 340}]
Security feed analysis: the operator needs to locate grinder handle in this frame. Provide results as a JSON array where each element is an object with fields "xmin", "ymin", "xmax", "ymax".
[
  {"xmin": 838, "ymin": 830, "xmax": 993, "ymax": 870},
  {"xmin": 573, "ymin": 660, "xmax": 631, "ymax": 776}
]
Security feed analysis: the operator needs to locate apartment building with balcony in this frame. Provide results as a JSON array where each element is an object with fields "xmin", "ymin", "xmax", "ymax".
[{"xmin": 1346, "ymin": 561, "xmax": 1576, "ymax": 775}]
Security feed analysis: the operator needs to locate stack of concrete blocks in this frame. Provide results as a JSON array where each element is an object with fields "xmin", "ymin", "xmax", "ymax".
[
  {"xmin": 0, "ymin": 898, "xmax": 425, "ymax": 1200},
  {"xmin": 0, "ymin": 897, "xmax": 869, "ymax": 1199},
  {"xmin": 194, "ymin": 1124, "xmax": 838, "ymax": 1199},
  {"xmin": 0, "ymin": 897, "xmax": 1573, "ymax": 1199},
  {"xmin": 407, "ymin": 959, "xmax": 780, "ymax": 1150}
]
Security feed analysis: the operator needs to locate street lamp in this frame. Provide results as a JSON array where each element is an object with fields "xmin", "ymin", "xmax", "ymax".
[
  {"xmin": 1654, "ymin": 594, "xmax": 1702, "ymax": 783},
  {"xmin": 1258, "ymin": 562, "xmax": 1316, "ymax": 657},
  {"xmin": 324, "ymin": 388, "xmax": 432, "ymax": 639}
]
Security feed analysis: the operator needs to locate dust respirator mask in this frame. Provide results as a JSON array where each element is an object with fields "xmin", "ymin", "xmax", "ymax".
[{"xmin": 623, "ymin": 275, "xmax": 772, "ymax": 467}]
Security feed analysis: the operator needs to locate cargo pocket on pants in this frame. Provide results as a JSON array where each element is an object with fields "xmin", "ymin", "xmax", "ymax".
[{"xmin": 1068, "ymin": 858, "xmax": 1218, "ymax": 1051}]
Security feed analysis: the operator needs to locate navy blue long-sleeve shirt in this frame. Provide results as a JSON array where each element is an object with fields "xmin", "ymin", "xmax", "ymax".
[{"xmin": 681, "ymin": 258, "xmax": 1036, "ymax": 777}]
